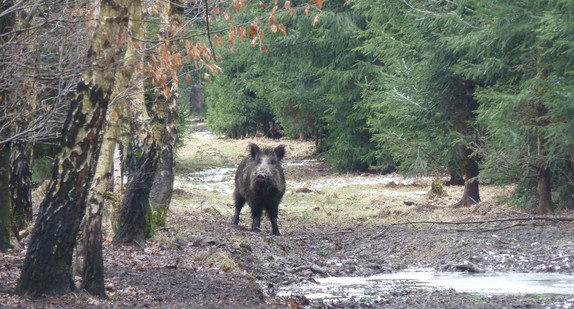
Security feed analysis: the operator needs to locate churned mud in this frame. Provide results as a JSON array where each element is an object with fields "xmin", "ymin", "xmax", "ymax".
[{"xmin": 1, "ymin": 126, "xmax": 574, "ymax": 308}]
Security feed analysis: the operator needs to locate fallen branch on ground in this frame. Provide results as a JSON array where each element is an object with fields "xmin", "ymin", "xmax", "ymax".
[
  {"xmin": 548, "ymin": 254, "xmax": 574, "ymax": 262},
  {"xmin": 454, "ymin": 222, "xmax": 525, "ymax": 232},
  {"xmin": 288, "ymin": 264, "xmax": 328, "ymax": 275},
  {"xmin": 392, "ymin": 216, "xmax": 574, "ymax": 226},
  {"xmin": 372, "ymin": 216, "xmax": 574, "ymax": 237}
]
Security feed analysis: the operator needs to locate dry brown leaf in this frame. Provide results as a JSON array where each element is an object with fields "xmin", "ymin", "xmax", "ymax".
[{"xmin": 312, "ymin": 15, "xmax": 320, "ymax": 27}]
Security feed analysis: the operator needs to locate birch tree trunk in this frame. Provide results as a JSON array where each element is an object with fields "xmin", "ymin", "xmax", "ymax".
[
  {"xmin": 16, "ymin": 0, "xmax": 134, "ymax": 296},
  {"xmin": 80, "ymin": 0, "xmax": 143, "ymax": 296},
  {"xmin": 113, "ymin": 0, "xmax": 184, "ymax": 243},
  {"xmin": 148, "ymin": 0, "xmax": 184, "ymax": 226}
]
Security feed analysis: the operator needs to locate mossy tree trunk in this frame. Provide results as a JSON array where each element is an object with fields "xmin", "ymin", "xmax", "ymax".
[
  {"xmin": 16, "ymin": 0, "xmax": 134, "ymax": 296},
  {"xmin": 113, "ymin": 134, "xmax": 159, "ymax": 244}
]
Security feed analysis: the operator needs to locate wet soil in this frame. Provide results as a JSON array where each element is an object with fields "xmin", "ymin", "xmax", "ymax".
[{"xmin": 2, "ymin": 130, "xmax": 574, "ymax": 308}]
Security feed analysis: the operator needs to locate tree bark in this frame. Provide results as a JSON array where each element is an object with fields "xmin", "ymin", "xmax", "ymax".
[
  {"xmin": 10, "ymin": 139, "xmax": 33, "ymax": 234},
  {"xmin": 536, "ymin": 135, "xmax": 552, "ymax": 214},
  {"xmin": 114, "ymin": 0, "xmax": 183, "ymax": 242},
  {"xmin": 113, "ymin": 135, "xmax": 158, "ymax": 244},
  {"xmin": 149, "ymin": 74, "xmax": 178, "ymax": 227},
  {"xmin": 148, "ymin": 0, "xmax": 183, "ymax": 225},
  {"xmin": 80, "ymin": 107, "xmax": 118, "ymax": 297},
  {"xmin": 452, "ymin": 148, "xmax": 481, "ymax": 208},
  {"xmin": 80, "ymin": 0, "xmax": 143, "ymax": 297},
  {"xmin": 16, "ymin": 0, "xmax": 133, "ymax": 296},
  {"xmin": 112, "ymin": 40, "xmax": 149, "ymax": 244},
  {"xmin": 112, "ymin": 143, "xmax": 123, "ymax": 203},
  {"xmin": 0, "ymin": 0, "xmax": 16, "ymax": 252},
  {"xmin": 533, "ymin": 61, "xmax": 551, "ymax": 214},
  {"xmin": 16, "ymin": 81, "xmax": 109, "ymax": 296},
  {"xmin": 0, "ymin": 144, "xmax": 11, "ymax": 252}
]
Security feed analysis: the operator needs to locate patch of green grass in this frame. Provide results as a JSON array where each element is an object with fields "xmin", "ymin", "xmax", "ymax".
[{"xmin": 472, "ymin": 295, "xmax": 487, "ymax": 305}]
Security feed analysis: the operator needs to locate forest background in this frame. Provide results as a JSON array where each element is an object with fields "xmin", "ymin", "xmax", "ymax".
[{"xmin": 0, "ymin": 0, "xmax": 573, "ymax": 299}]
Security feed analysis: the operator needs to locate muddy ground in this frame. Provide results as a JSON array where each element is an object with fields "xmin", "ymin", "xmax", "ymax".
[{"xmin": 2, "ymin": 127, "xmax": 574, "ymax": 308}]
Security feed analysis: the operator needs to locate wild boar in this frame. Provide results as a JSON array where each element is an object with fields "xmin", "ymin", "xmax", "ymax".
[{"xmin": 232, "ymin": 143, "xmax": 286, "ymax": 236}]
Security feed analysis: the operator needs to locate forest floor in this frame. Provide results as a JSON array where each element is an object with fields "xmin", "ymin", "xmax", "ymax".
[{"xmin": 2, "ymin": 123, "xmax": 574, "ymax": 308}]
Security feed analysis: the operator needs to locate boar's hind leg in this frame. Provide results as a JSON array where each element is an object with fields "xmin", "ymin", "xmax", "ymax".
[{"xmin": 232, "ymin": 192, "xmax": 245, "ymax": 225}]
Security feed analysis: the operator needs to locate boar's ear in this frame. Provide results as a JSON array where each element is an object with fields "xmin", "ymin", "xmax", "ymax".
[
  {"xmin": 248, "ymin": 143, "xmax": 260, "ymax": 159},
  {"xmin": 274, "ymin": 145, "xmax": 286, "ymax": 161}
]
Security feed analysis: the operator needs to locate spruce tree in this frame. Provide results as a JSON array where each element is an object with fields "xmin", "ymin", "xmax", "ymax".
[
  {"xmin": 445, "ymin": 1, "xmax": 574, "ymax": 213},
  {"xmin": 354, "ymin": 0, "xmax": 482, "ymax": 205}
]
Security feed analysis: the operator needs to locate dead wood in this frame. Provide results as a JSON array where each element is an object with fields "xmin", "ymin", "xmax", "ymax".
[
  {"xmin": 288, "ymin": 264, "xmax": 328, "ymax": 275},
  {"xmin": 548, "ymin": 254, "xmax": 574, "ymax": 262},
  {"xmin": 391, "ymin": 216, "xmax": 574, "ymax": 226},
  {"xmin": 454, "ymin": 222, "xmax": 525, "ymax": 232}
]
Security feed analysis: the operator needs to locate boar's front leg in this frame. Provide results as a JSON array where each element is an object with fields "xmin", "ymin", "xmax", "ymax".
[
  {"xmin": 251, "ymin": 203, "xmax": 263, "ymax": 233},
  {"xmin": 251, "ymin": 217, "xmax": 261, "ymax": 233},
  {"xmin": 270, "ymin": 217, "xmax": 281, "ymax": 236},
  {"xmin": 232, "ymin": 190, "xmax": 245, "ymax": 225},
  {"xmin": 268, "ymin": 204, "xmax": 281, "ymax": 236}
]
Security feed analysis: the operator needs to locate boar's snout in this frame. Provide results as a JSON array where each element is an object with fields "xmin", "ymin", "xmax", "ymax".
[{"xmin": 255, "ymin": 171, "xmax": 267, "ymax": 182}]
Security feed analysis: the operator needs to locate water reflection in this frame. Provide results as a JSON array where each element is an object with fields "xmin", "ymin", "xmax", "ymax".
[{"xmin": 278, "ymin": 269, "xmax": 574, "ymax": 301}]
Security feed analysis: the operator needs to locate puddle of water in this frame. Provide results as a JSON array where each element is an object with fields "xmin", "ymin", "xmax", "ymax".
[{"xmin": 278, "ymin": 269, "xmax": 574, "ymax": 302}]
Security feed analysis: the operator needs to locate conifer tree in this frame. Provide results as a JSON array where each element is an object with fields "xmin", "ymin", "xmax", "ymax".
[
  {"xmin": 444, "ymin": 1, "xmax": 574, "ymax": 213},
  {"xmin": 354, "ymin": 0, "xmax": 482, "ymax": 205}
]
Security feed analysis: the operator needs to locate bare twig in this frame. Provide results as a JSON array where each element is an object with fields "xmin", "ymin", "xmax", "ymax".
[
  {"xmin": 372, "ymin": 226, "xmax": 391, "ymax": 239},
  {"xmin": 204, "ymin": 0, "xmax": 215, "ymax": 59},
  {"xmin": 327, "ymin": 229, "xmax": 354, "ymax": 235},
  {"xmin": 548, "ymin": 254, "xmax": 574, "ymax": 262},
  {"xmin": 455, "ymin": 222, "xmax": 525, "ymax": 233}
]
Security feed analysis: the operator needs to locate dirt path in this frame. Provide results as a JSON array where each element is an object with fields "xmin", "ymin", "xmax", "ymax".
[{"xmin": 2, "ymin": 129, "xmax": 574, "ymax": 308}]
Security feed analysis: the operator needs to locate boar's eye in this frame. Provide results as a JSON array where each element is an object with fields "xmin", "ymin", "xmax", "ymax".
[{"xmin": 269, "ymin": 159, "xmax": 276, "ymax": 165}]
